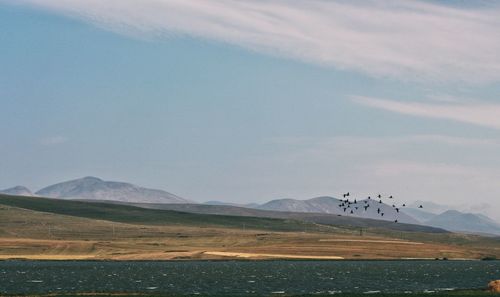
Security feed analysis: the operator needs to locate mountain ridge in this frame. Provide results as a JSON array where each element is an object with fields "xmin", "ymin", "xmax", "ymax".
[
  {"xmin": 0, "ymin": 186, "xmax": 34, "ymax": 196},
  {"xmin": 35, "ymin": 176, "xmax": 190, "ymax": 204}
]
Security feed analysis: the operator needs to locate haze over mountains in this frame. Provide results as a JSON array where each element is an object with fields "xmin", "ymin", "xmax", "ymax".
[{"xmin": 2, "ymin": 176, "xmax": 500, "ymax": 235}]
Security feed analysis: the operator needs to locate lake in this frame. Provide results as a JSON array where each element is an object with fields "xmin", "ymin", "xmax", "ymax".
[{"xmin": 0, "ymin": 260, "xmax": 498, "ymax": 295}]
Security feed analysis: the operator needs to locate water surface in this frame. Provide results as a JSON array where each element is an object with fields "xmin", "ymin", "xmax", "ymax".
[{"xmin": 0, "ymin": 260, "xmax": 498, "ymax": 295}]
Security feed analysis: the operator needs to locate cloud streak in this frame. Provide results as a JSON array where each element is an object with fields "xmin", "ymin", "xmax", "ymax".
[
  {"xmin": 6, "ymin": 0, "xmax": 500, "ymax": 83},
  {"xmin": 40, "ymin": 136, "xmax": 67, "ymax": 146},
  {"xmin": 353, "ymin": 95, "xmax": 500, "ymax": 130}
]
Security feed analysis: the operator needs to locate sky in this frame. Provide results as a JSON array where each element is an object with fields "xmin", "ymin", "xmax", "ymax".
[{"xmin": 1, "ymin": 0, "xmax": 500, "ymax": 218}]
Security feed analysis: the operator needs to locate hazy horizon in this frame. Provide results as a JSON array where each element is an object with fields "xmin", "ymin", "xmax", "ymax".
[{"xmin": 1, "ymin": 1, "xmax": 500, "ymax": 219}]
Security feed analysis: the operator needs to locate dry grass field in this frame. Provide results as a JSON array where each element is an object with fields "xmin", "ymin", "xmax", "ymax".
[{"xmin": 1, "ymin": 200, "xmax": 500, "ymax": 261}]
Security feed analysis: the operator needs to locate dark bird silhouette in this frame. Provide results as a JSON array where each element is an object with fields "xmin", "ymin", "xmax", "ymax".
[
  {"xmin": 379, "ymin": 200, "xmax": 382, "ymax": 204},
  {"xmin": 368, "ymin": 196, "xmax": 371, "ymax": 200},
  {"xmin": 354, "ymin": 199, "xmax": 357, "ymax": 204},
  {"xmin": 350, "ymin": 210, "xmax": 354, "ymax": 214},
  {"xmin": 392, "ymin": 204, "xmax": 395, "ymax": 208},
  {"xmin": 364, "ymin": 205, "xmax": 369, "ymax": 211},
  {"xmin": 402, "ymin": 204, "xmax": 406, "ymax": 207},
  {"xmin": 389, "ymin": 195, "xmax": 393, "ymax": 199},
  {"xmin": 343, "ymin": 192, "xmax": 350, "ymax": 198},
  {"xmin": 394, "ymin": 220, "xmax": 398, "ymax": 223},
  {"xmin": 381, "ymin": 213, "xmax": 384, "ymax": 217},
  {"xmin": 377, "ymin": 208, "xmax": 381, "ymax": 214},
  {"xmin": 395, "ymin": 208, "xmax": 400, "ymax": 213},
  {"xmin": 419, "ymin": 205, "xmax": 423, "ymax": 208},
  {"xmin": 377, "ymin": 194, "xmax": 382, "ymax": 199},
  {"xmin": 343, "ymin": 208, "xmax": 347, "ymax": 212},
  {"xmin": 355, "ymin": 206, "xmax": 359, "ymax": 210}
]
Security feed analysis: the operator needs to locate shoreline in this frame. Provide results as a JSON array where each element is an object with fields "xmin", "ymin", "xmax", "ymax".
[{"xmin": 0, "ymin": 256, "xmax": 487, "ymax": 262}]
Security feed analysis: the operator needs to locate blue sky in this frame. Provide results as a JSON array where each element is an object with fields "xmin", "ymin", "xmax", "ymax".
[{"xmin": 1, "ymin": 1, "xmax": 500, "ymax": 217}]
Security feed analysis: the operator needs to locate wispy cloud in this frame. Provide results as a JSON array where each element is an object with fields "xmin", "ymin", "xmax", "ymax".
[
  {"xmin": 353, "ymin": 95, "xmax": 500, "ymax": 130},
  {"xmin": 40, "ymin": 136, "xmax": 67, "ymax": 146},
  {"xmin": 7, "ymin": 0, "xmax": 500, "ymax": 83}
]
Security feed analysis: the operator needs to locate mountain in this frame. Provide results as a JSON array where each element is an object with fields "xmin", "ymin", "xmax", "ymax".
[
  {"xmin": 258, "ymin": 198, "xmax": 326, "ymax": 213},
  {"xmin": 35, "ymin": 176, "xmax": 190, "ymax": 204},
  {"xmin": 0, "ymin": 186, "xmax": 34, "ymax": 196},
  {"xmin": 257, "ymin": 196, "xmax": 419, "ymax": 224},
  {"xmin": 402, "ymin": 208, "xmax": 438, "ymax": 223},
  {"xmin": 408, "ymin": 200, "xmax": 450, "ymax": 214},
  {"xmin": 425, "ymin": 210, "xmax": 500, "ymax": 236},
  {"xmin": 402, "ymin": 203, "xmax": 500, "ymax": 236}
]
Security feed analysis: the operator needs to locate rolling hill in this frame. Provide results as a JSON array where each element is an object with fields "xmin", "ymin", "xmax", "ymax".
[
  {"xmin": 0, "ymin": 194, "xmax": 322, "ymax": 233},
  {"xmin": 3, "ymin": 193, "xmax": 500, "ymax": 261},
  {"xmin": 109, "ymin": 201, "xmax": 447, "ymax": 233},
  {"xmin": 1, "ymin": 200, "xmax": 496, "ymax": 261}
]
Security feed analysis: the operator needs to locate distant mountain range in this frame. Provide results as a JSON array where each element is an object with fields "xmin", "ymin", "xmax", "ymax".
[
  {"xmin": 1, "ymin": 176, "xmax": 190, "ymax": 204},
  {"xmin": 402, "ymin": 206, "xmax": 500, "ymax": 236},
  {"xmin": 2, "ymin": 177, "xmax": 500, "ymax": 235},
  {"xmin": 255, "ymin": 196, "xmax": 419, "ymax": 224},
  {"xmin": 255, "ymin": 198, "xmax": 500, "ymax": 235}
]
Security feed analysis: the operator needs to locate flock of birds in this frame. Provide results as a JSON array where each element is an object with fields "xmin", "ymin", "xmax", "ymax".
[{"xmin": 338, "ymin": 192, "xmax": 423, "ymax": 223}]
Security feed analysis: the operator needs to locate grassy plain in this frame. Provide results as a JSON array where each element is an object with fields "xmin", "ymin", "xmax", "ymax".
[{"xmin": 1, "ymin": 195, "xmax": 500, "ymax": 260}]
